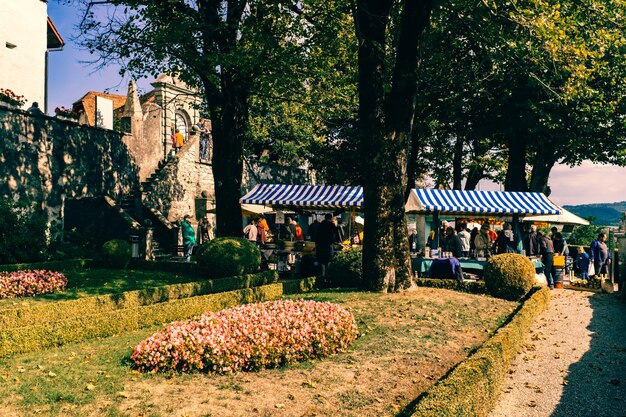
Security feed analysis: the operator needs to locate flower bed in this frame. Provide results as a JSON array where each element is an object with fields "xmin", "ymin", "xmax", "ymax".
[
  {"xmin": 131, "ymin": 299, "xmax": 358, "ymax": 373},
  {"xmin": 0, "ymin": 270, "xmax": 67, "ymax": 299}
]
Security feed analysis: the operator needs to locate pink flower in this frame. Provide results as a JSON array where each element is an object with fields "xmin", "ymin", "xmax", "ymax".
[
  {"xmin": 0, "ymin": 270, "xmax": 67, "ymax": 299},
  {"xmin": 131, "ymin": 299, "xmax": 359, "ymax": 373}
]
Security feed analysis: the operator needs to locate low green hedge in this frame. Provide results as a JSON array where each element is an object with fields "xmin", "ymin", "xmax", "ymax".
[
  {"xmin": 411, "ymin": 286, "xmax": 551, "ymax": 417},
  {"xmin": 416, "ymin": 278, "xmax": 487, "ymax": 294},
  {"xmin": 0, "ymin": 259, "xmax": 91, "ymax": 272},
  {"xmin": 281, "ymin": 276, "xmax": 317, "ymax": 294},
  {"xmin": 0, "ymin": 270, "xmax": 278, "ymax": 329},
  {"xmin": 0, "ymin": 284, "xmax": 283, "ymax": 357}
]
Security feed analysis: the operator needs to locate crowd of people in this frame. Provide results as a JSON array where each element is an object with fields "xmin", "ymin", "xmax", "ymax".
[
  {"xmin": 242, "ymin": 214, "xmax": 345, "ymax": 276},
  {"xmin": 419, "ymin": 220, "xmax": 612, "ymax": 290}
]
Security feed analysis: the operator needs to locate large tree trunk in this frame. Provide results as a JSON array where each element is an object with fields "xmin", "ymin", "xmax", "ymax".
[
  {"xmin": 356, "ymin": 0, "xmax": 396, "ymax": 292},
  {"xmin": 464, "ymin": 165, "xmax": 483, "ymax": 190},
  {"xmin": 504, "ymin": 134, "xmax": 529, "ymax": 191},
  {"xmin": 211, "ymin": 72, "xmax": 250, "ymax": 237},
  {"xmin": 529, "ymin": 141, "xmax": 557, "ymax": 194},
  {"xmin": 452, "ymin": 136, "xmax": 464, "ymax": 189},
  {"xmin": 357, "ymin": 0, "xmax": 432, "ymax": 292}
]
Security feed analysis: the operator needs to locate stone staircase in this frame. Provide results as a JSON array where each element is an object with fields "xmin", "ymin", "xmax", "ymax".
[{"xmin": 140, "ymin": 159, "xmax": 168, "ymax": 192}]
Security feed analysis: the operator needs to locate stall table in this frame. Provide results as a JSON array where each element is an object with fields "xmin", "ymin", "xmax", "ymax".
[{"xmin": 412, "ymin": 257, "xmax": 544, "ymax": 278}]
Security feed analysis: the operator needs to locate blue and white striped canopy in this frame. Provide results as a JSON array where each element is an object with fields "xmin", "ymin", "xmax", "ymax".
[
  {"xmin": 240, "ymin": 184, "xmax": 363, "ymax": 209},
  {"xmin": 406, "ymin": 189, "xmax": 560, "ymax": 215}
]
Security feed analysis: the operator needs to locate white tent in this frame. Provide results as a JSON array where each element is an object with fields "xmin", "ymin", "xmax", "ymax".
[{"xmin": 523, "ymin": 207, "xmax": 589, "ymax": 225}]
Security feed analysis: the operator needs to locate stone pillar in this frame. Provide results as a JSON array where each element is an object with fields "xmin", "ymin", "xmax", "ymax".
[
  {"xmin": 141, "ymin": 227, "xmax": 154, "ymax": 261},
  {"xmin": 616, "ymin": 233, "xmax": 626, "ymax": 292}
]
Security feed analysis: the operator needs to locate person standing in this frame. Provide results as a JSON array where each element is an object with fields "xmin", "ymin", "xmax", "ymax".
[
  {"xmin": 538, "ymin": 230, "xmax": 555, "ymax": 289},
  {"xmin": 243, "ymin": 218, "xmax": 258, "ymax": 245},
  {"xmin": 408, "ymin": 228, "xmax": 419, "ymax": 254},
  {"xmin": 315, "ymin": 213, "xmax": 340, "ymax": 276},
  {"xmin": 256, "ymin": 218, "xmax": 267, "ymax": 246},
  {"xmin": 590, "ymin": 233, "xmax": 610, "ymax": 278},
  {"xmin": 469, "ymin": 227, "xmax": 479, "ymax": 257},
  {"xmin": 27, "ymin": 102, "xmax": 45, "ymax": 116},
  {"xmin": 524, "ymin": 225, "xmax": 540, "ymax": 257},
  {"xmin": 199, "ymin": 215, "xmax": 212, "ymax": 244},
  {"xmin": 181, "ymin": 214, "xmax": 196, "ymax": 262},
  {"xmin": 576, "ymin": 246, "xmax": 591, "ymax": 281},
  {"xmin": 308, "ymin": 218, "xmax": 320, "ymax": 242},
  {"xmin": 443, "ymin": 226, "xmax": 463, "ymax": 258},
  {"xmin": 474, "ymin": 223, "xmax": 492, "ymax": 258},
  {"xmin": 457, "ymin": 226, "xmax": 471, "ymax": 257},
  {"xmin": 495, "ymin": 223, "xmax": 518, "ymax": 254}
]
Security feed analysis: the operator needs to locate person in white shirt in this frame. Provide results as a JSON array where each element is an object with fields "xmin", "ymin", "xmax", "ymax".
[{"xmin": 457, "ymin": 226, "xmax": 471, "ymax": 258}]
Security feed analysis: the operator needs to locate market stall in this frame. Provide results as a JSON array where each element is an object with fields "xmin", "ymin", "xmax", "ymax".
[
  {"xmin": 240, "ymin": 184, "xmax": 363, "ymax": 276},
  {"xmin": 405, "ymin": 188, "xmax": 560, "ymax": 278}
]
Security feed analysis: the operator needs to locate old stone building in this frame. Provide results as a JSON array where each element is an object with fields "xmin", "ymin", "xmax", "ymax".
[{"xmin": 0, "ymin": 73, "xmax": 309, "ymax": 259}]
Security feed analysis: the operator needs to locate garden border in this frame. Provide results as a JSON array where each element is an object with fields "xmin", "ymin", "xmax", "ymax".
[
  {"xmin": 0, "ymin": 259, "xmax": 91, "ymax": 272},
  {"xmin": 409, "ymin": 285, "xmax": 551, "ymax": 417},
  {"xmin": 0, "ymin": 275, "xmax": 316, "ymax": 357}
]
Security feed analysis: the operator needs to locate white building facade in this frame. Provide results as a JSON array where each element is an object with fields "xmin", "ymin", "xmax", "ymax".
[{"xmin": 0, "ymin": 0, "xmax": 64, "ymax": 112}]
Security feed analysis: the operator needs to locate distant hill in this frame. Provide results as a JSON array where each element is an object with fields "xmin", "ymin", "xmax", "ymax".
[{"xmin": 563, "ymin": 202, "xmax": 626, "ymax": 226}]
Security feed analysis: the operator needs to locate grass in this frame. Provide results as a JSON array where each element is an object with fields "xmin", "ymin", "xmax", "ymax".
[
  {"xmin": 0, "ymin": 269, "xmax": 200, "ymax": 310},
  {"xmin": 0, "ymin": 288, "xmax": 516, "ymax": 417}
]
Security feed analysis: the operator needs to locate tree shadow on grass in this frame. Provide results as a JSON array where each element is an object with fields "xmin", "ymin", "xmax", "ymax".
[{"xmin": 550, "ymin": 293, "xmax": 626, "ymax": 417}]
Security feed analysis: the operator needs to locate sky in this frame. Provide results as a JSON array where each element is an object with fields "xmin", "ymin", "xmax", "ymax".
[{"xmin": 45, "ymin": 3, "xmax": 626, "ymax": 207}]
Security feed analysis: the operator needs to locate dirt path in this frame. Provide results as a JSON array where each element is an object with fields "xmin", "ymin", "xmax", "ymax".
[{"xmin": 489, "ymin": 289, "xmax": 626, "ymax": 417}]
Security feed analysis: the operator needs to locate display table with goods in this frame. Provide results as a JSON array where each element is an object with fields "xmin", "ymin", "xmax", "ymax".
[{"xmin": 412, "ymin": 256, "xmax": 544, "ymax": 278}]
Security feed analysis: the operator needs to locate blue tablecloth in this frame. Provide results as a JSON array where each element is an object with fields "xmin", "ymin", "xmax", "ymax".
[{"xmin": 428, "ymin": 258, "xmax": 463, "ymax": 281}]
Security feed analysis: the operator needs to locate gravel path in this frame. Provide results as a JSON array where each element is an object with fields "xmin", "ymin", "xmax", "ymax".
[{"xmin": 489, "ymin": 289, "xmax": 626, "ymax": 417}]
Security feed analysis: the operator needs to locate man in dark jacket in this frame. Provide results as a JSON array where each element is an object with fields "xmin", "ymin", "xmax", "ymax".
[
  {"xmin": 315, "ymin": 214, "xmax": 340, "ymax": 276},
  {"xmin": 538, "ymin": 230, "xmax": 555, "ymax": 289},
  {"xmin": 442, "ymin": 226, "xmax": 463, "ymax": 258},
  {"xmin": 524, "ymin": 225, "xmax": 540, "ymax": 256}
]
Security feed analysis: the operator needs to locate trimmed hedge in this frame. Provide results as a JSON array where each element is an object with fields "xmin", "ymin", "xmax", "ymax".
[
  {"xmin": 0, "ymin": 284, "xmax": 283, "ymax": 357},
  {"xmin": 0, "ymin": 270, "xmax": 278, "ymax": 329},
  {"xmin": 196, "ymin": 237, "xmax": 261, "ymax": 278},
  {"xmin": 282, "ymin": 276, "xmax": 317, "ymax": 294},
  {"xmin": 415, "ymin": 278, "xmax": 487, "ymax": 295},
  {"xmin": 0, "ymin": 259, "xmax": 91, "ymax": 272},
  {"xmin": 411, "ymin": 286, "xmax": 551, "ymax": 417},
  {"xmin": 129, "ymin": 259, "xmax": 199, "ymax": 275}
]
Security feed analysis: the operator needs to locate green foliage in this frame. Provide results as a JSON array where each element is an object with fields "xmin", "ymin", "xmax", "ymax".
[
  {"xmin": 412, "ymin": 286, "xmax": 551, "ymax": 416},
  {"xmin": 0, "ymin": 200, "xmax": 48, "ymax": 264},
  {"xmin": 101, "ymin": 239, "xmax": 131, "ymax": 269},
  {"xmin": 324, "ymin": 247, "xmax": 363, "ymax": 288},
  {"xmin": 0, "ymin": 283, "xmax": 283, "ymax": 357},
  {"xmin": 196, "ymin": 237, "xmax": 261, "ymax": 279},
  {"xmin": 416, "ymin": 278, "xmax": 487, "ymax": 295},
  {"xmin": 567, "ymin": 224, "xmax": 600, "ymax": 246},
  {"xmin": 484, "ymin": 254, "xmax": 536, "ymax": 301}
]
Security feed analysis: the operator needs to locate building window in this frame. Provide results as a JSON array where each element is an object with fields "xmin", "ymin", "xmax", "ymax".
[{"xmin": 5, "ymin": 42, "xmax": 17, "ymax": 49}]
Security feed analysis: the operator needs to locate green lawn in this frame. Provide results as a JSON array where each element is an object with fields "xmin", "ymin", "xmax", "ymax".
[
  {"xmin": 0, "ymin": 288, "xmax": 516, "ymax": 417},
  {"xmin": 0, "ymin": 269, "xmax": 201, "ymax": 310}
]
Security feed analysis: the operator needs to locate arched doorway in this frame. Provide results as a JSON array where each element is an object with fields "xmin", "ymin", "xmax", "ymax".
[{"xmin": 174, "ymin": 111, "xmax": 188, "ymax": 139}]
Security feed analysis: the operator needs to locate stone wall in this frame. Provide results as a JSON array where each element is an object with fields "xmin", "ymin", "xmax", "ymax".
[
  {"xmin": 0, "ymin": 106, "xmax": 139, "ymax": 236},
  {"xmin": 143, "ymin": 133, "xmax": 214, "ymax": 225}
]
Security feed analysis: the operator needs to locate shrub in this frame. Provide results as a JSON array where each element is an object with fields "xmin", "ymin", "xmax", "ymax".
[
  {"xmin": 101, "ymin": 239, "xmax": 132, "ymax": 269},
  {"xmin": 196, "ymin": 237, "xmax": 260, "ymax": 278},
  {"xmin": 131, "ymin": 299, "xmax": 358, "ymax": 373},
  {"xmin": 325, "ymin": 247, "xmax": 362, "ymax": 288},
  {"xmin": 484, "ymin": 253, "xmax": 536, "ymax": 301},
  {"xmin": 0, "ymin": 270, "xmax": 67, "ymax": 299},
  {"xmin": 0, "ymin": 200, "xmax": 48, "ymax": 264}
]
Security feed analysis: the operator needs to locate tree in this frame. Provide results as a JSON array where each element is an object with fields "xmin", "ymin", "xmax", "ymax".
[
  {"xmin": 355, "ymin": 0, "xmax": 434, "ymax": 292},
  {"xmin": 75, "ymin": 0, "xmax": 345, "ymax": 237}
]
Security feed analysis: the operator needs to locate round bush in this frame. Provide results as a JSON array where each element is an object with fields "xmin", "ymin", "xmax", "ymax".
[
  {"xmin": 101, "ymin": 239, "xmax": 132, "ymax": 269},
  {"xmin": 484, "ymin": 253, "xmax": 536, "ymax": 301},
  {"xmin": 325, "ymin": 247, "xmax": 362, "ymax": 288},
  {"xmin": 196, "ymin": 237, "xmax": 260, "ymax": 278}
]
